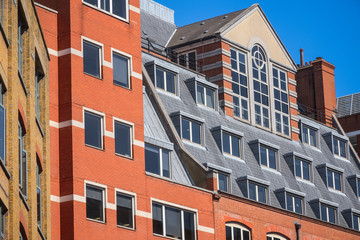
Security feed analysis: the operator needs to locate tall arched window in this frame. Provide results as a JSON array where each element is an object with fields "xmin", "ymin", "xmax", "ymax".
[
  {"xmin": 267, "ymin": 233, "xmax": 288, "ymax": 240},
  {"xmin": 251, "ymin": 45, "xmax": 270, "ymax": 129},
  {"xmin": 226, "ymin": 222, "xmax": 251, "ymax": 240}
]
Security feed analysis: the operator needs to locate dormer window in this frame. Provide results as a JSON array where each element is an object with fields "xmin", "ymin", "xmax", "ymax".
[
  {"xmin": 156, "ymin": 67, "xmax": 176, "ymax": 94},
  {"xmin": 170, "ymin": 111, "xmax": 204, "ymax": 145},
  {"xmin": 223, "ymin": 132, "xmax": 240, "ymax": 158},
  {"xmin": 250, "ymin": 139, "xmax": 280, "ymax": 171},
  {"xmin": 275, "ymin": 188, "xmax": 305, "ymax": 214},
  {"xmin": 301, "ymin": 124, "xmax": 317, "ymax": 147},
  {"xmin": 197, "ymin": 84, "xmax": 215, "ymax": 109},
  {"xmin": 323, "ymin": 132, "xmax": 348, "ymax": 159},
  {"xmin": 333, "ymin": 137, "xmax": 346, "ymax": 158},
  {"xmin": 211, "ymin": 126, "xmax": 243, "ymax": 159},
  {"xmin": 252, "ymin": 45, "xmax": 270, "ymax": 129},
  {"xmin": 317, "ymin": 163, "xmax": 344, "ymax": 193},
  {"xmin": 238, "ymin": 176, "xmax": 269, "ymax": 204},
  {"xmin": 310, "ymin": 198, "xmax": 338, "ymax": 224}
]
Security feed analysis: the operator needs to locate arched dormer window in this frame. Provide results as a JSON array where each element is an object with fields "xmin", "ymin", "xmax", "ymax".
[
  {"xmin": 225, "ymin": 222, "xmax": 251, "ymax": 240},
  {"xmin": 267, "ymin": 233, "xmax": 289, "ymax": 240},
  {"xmin": 251, "ymin": 45, "xmax": 270, "ymax": 129}
]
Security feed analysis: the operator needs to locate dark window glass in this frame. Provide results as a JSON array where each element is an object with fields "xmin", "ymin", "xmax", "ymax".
[
  {"xmin": 260, "ymin": 146, "xmax": 267, "ymax": 166},
  {"xmin": 152, "ymin": 203, "xmax": 163, "ymax": 235},
  {"xmin": 334, "ymin": 171, "xmax": 341, "ymax": 191},
  {"xmin": 243, "ymin": 230, "xmax": 250, "ymax": 240},
  {"xmin": 113, "ymin": 0, "xmax": 127, "ymax": 19},
  {"xmin": 188, "ymin": 52, "xmax": 196, "ymax": 70},
  {"xmin": 339, "ymin": 140, "xmax": 346, "ymax": 158},
  {"xmin": 353, "ymin": 215, "xmax": 359, "ymax": 231},
  {"xmin": 0, "ymin": 205, "xmax": 6, "ymax": 240},
  {"xmin": 100, "ymin": 0, "xmax": 110, "ymax": 11},
  {"xmin": 226, "ymin": 226, "xmax": 232, "ymax": 240},
  {"xmin": 0, "ymin": 101, "xmax": 5, "ymax": 163},
  {"xmin": 182, "ymin": 119, "xmax": 190, "ymax": 141},
  {"xmin": 18, "ymin": 15, "xmax": 25, "ymax": 77},
  {"xmin": 145, "ymin": 144, "xmax": 160, "ymax": 175},
  {"xmin": 233, "ymin": 227, "xmax": 241, "ymax": 240},
  {"xmin": 83, "ymin": 41, "xmax": 100, "ymax": 78},
  {"xmin": 162, "ymin": 149, "xmax": 170, "ymax": 178},
  {"xmin": 231, "ymin": 135, "xmax": 240, "ymax": 158},
  {"xmin": 183, "ymin": 211, "xmax": 195, "ymax": 240},
  {"xmin": 165, "ymin": 207, "xmax": 181, "ymax": 239},
  {"xmin": 86, "ymin": 185, "xmax": 104, "ymax": 221},
  {"xmin": 113, "ymin": 53, "xmax": 129, "ymax": 88},
  {"xmin": 191, "ymin": 121, "xmax": 201, "ymax": 144},
  {"xmin": 35, "ymin": 72, "xmax": 42, "ymax": 120},
  {"xmin": 218, "ymin": 173, "xmax": 228, "ymax": 192},
  {"xmin": 258, "ymin": 185, "xmax": 266, "ymax": 203},
  {"xmin": 37, "ymin": 164, "xmax": 41, "ymax": 227},
  {"xmin": 84, "ymin": 112, "xmax": 102, "ymax": 148},
  {"xmin": 295, "ymin": 158, "xmax": 301, "ymax": 178},
  {"xmin": 116, "ymin": 193, "xmax": 133, "ymax": 228},
  {"xmin": 309, "ymin": 128, "xmax": 316, "ymax": 146},
  {"xmin": 268, "ymin": 149, "xmax": 276, "ymax": 169},
  {"xmin": 205, "ymin": 88, "xmax": 214, "ymax": 109},
  {"xmin": 223, "ymin": 133, "xmax": 230, "ymax": 154},
  {"xmin": 114, "ymin": 122, "xmax": 131, "ymax": 157},
  {"xmin": 327, "ymin": 169, "xmax": 334, "ymax": 189},
  {"xmin": 249, "ymin": 183, "xmax": 256, "ymax": 201},
  {"xmin": 166, "ymin": 72, "xmax": 175, "ymax": 94},
  {"xmin": 156, "ymin": 68, "xmax": 165, "ymax": 89},
  {"xmin": 328, "ymin": 207, "xmax": 336, "ymax": 223},
  {"xmin": 179, "ymin": 54, "xmax": 186, "ymax": 66},
  {"xmin": 294, "ymin": 196, "xmax": 302, "ymax": 214},
  {"xmin": 286, "ymin": 194, "xmax": 293, "ymax": 211},
  {"xmin": 84, "ymin": 0, "xmax": 98, "ymax": 6},
  {"xmin": 357, "ymin": 179, "xmax": 360, "ymax": 197},
  {"xmin": 197, "ymin": 85, "xmax": 205, "ymax": 105},
  {"xmin": 302, "ymin": 161, "xmax": 310, "ymax": 181},
  {"xmin": 19, "ymin": 123, "xmax": 27, "ymax": 197},
  {"xmin": 321, "ymin": 204, "xmax": 327, "ymax": 221}
]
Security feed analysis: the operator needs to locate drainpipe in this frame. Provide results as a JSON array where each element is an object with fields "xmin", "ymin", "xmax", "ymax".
[{"xmin": 294, "ymin": 221, "xmax": 301, "ymax": 240}]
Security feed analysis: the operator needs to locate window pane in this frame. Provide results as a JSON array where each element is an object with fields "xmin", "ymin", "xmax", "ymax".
[
  {"xmin": 260, "ymin": 147, "xmax": 267, "ymax": 166},
  {"xmin": 268, "ymin": 149, "xmax": 276, "ymax": 169},
  {"xmin": 233, "ymin": 227, "xmax": 241, "ymax": 240},
  {"xmin": 223, "ymin": 133, "xmax": 230, "ymax": 154},
  {"xmin": 100, "ymin": 0, "xmax": 110, "ymax": 11},
  {"xmin": 192, "ymin": 122, "xmax": 201, "ymax": 144},
  {"xmin": 328, "ymin": 207, "xmax": 336, "ymax": 223},
  {"xmin": 182, "ymin": 119, "xmax": 190, "ymax": 141},
  {"xmin": 0, "ymin": 105, "xmax": 4, "ymax": 162},
  {"xmin": 85, "ymin": 112, "xmax": 102, "ymax": 148},
  {"xmin": 165, "ymin": 207, "xmax": 182, "ymax": 239},
  {"xmin": 321, "ymin": 204, "xmax": 327, "ymax": 221},
  {"xmin": 258, "ymin": 185, "xmax": 266, "ymax": 203},
  {"xmin": 21, "ymin": 151, "xmax": 27, "ymax": 196},
  {"xmin": 152, "ymin": 203, "xmax": 163, "ymax": 235},
  {"xmin": 302, "ymin": 161, "xmax": 310, "ymax": 181},
  {"xmin": 206, "ymin": 88, "xmax": 214, "ymax": 109},
  {"xmin": 339, "ymin": 141, "xmax": 346, "ymax": 158},
  {"xmin": 156, "ymin": 69, "xmax": 165, "ymax": 89},
  {"xmin": 184, "ymin": 211, "xmax": 195, "ymax": 240},
  {"xmin": 218, "ymin": 173, "xmax": 228, "ymax": 192},
  {"xmin": 286, "ymin": 194, "xmax": 293, "ymax": 211},
  {"xmin": 295, "ymin": 158, "xmax": 301, "ymax": 178},
  {"xmin": 113, "ymin": 53, "xmax": 129, "ymax": 88},
  {"xmin": 116, "ymin": 194, "xmax": 133, "ymax": 228},
  {"xmin": 327, "ymin": 170, "xmax": 333, "ymax": 189},
  {"xmin": 249, "ymin": 183, "xmax": 256, "ymax": 201},
  {"xmin": 334, "ymin": 172, "xmax": 341, "ymax": 191},
  {"xmin": 145, "ymin": 144, "xmax": 160, "ymax": 175},
  {"xmin": 83, "ymin": 42, "xmax": 100, "ymax": 77},
  {"xmin": 309, "ymin": 128, "xmax": 316, "ymax": 147},
  {"xmin": 353, "ymin": 215, "xmax": 359, "ymax": 231},
  {"xmin": 162, "ymin": 149, "xmax": 170, "ymax": 178},
  {"xmin": 113, "ymin": 0, "xmax": 127, "ymax": 19},
  {"xmin": 166, "ymin": 72, "xmax": 176, "ymax": 94},
  {"xmin": 37, "ymin": 186, "xmax": 41, "ymax": 225},
  {"xmin": 333, "ymin": 138, "xmax": 339, "ymax": 155},
  {"xmin": 243, "ymin": 230, "xmax": 250, "ymax": 240},
  {"xmin": 226, "ymin": 226, "xmax": 232, "ymax": 240},
  {"xmin": 115, "ymin": 122, "xmax": 131, "ymax": 156},
  {"xmin": 294, "ymin": 197, "xmax": 302, "ymax": 214},
  {"xmin": 86, "ymin": 186, "xmax": 104, "ymax": 221},
  {"xmin": 302, "ymin": 126, "xmax": 309, "ymax": 144},
  {"xmin": 231, "ymin": 136, "xmax": 240, "ymax": 158},
  {"xmin": 84, "ymin": 0, "xmax": 98, "ymax": 7},
  {"xmin": 197, "ymin": 85, "xmax": 205, "ymax": 105}
]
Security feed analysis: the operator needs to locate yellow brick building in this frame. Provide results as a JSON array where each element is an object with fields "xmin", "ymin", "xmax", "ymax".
[{"xmin": 0, "ymin": 0, "xmax": 50, "ymax": 239}]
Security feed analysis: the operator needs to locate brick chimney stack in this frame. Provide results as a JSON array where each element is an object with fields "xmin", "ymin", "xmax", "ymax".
[{"xmin": 296, "ymin": 54, "xmax": 337, "ymax": 126}]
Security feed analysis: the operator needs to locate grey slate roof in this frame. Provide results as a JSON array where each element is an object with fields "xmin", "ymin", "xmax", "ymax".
[
  {"xmin": 337, "ymin": 92, "xmax": 360, "ymax": 117},
  {"xmin": 142, "ymin": 51, "xmax": 360, "ymax": 229},
  {"xmin": 167, "ymin": 7, "xmax": 249, "ymax": 48}
]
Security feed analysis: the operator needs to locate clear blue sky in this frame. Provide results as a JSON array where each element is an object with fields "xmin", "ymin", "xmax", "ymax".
[{"xmin": 155, "ymin": 0, "xmax": 360, "ymax": 97}]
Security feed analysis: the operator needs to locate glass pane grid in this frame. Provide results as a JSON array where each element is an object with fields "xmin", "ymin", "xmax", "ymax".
[{"xmin": 273, "ymin": 67, "xmax": 289, "ymax": 135}]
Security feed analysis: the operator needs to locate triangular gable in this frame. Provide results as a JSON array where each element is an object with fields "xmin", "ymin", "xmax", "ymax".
[{"xmin": 220, "ymin": 4, "xmax": 297, "ymax": 71}]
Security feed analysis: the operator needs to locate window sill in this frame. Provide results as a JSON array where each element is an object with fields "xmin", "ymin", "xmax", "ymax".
[
  {"xmin": 296, "ymin": 178, "xmax": 314, "ymax": 186},
  {"xmin": 328, "ymin": 188, "xmax": 346, "ymax": 196},
  {"xmin": 0, "ymin": 22, "xmax": 9, "ymax": 48},
  {"xmin": 18, "ymin": 71, "xmax": 28, "ymax": 95},
  {"xmin": 19, "ymin": 191, "xmax": 30, "ymax": 211},
  {"xmin": 85, "ymin": 144, "xmax": 104, "ymax": 151},
  {"xmin": 153, "ymin": 233, "xmax": 185, "ymax": 240},
  {"xmin": 114, "ymin": 82, "xmax": 131, "ymax": 91},
  {"xmin": 223, "ymin": 154, "xmax": 245, "ymax": 163},
  {"xmin": 115, "ymin": 152, "xmax": 133, "ymax": 160},
  {"xmin": 146, "ymin": 171, "xmax": 171, "ymax": 180},
  {"xmin": 0, "ymin": 159, "xmax": 11, "ymax": 179},
  {"xmin": 117, "ymin": 224, "xmax": 135, "ymax": 231},
  {"xmin": 36, "ymin": 117, "xmax": 45, "ymax": 138},
  {"xmin": 197, "ymin": 103, "xmax": 216, "ymax": 112},
  {"xmin": 157, "ymin": 89, "xmax": 181, "ymax": 100},
  {"xmin": 38, "ymin": 226, "xmax": 46, "ymax": 240},
  {"xmin": 84, "ymin": 72, "xmax": 102, "ymax": 80},
  {"xmin": 261, "ymin": 166, "xmax": 281, "ymax": 175},
  {"xmin": 86, "ymin": 217, "xmax": 106, "ymax": 224},
  {"xmin": 182, "ymin": 139, "xmax": 206, "ymax": 150},
  {"xmin": 334, "ymin": 155, "xmax": 349, "ymax": 162},
  {"xmin": 303, "ymin": 143, "xmax": 321, "ymax": 152},
  {"xmin": 82, "ymin": 2, "xmax": 129, "ymax": 23}
]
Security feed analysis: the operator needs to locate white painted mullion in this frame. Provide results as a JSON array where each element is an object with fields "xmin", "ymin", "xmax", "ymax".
[
  {"xmin": 163, "ymin": 71, "xmax": 167, "ymax": 92},
  {"xmin": 255, "ymin": 185, "xmax": 259, "ymax": 201},
  {"xmin": 181, "ymin": 211, "xmax": 185, "ymax": 240},
  {"xmin": 159, "ymin": 148, "xmax": 163, "ymax": 177},
  {"xmin": 189, "ymin": 121, "xmax": 193, "ymax": 142},
  {"xmin": 162, "ymin": 205, "xmax": 166, "ymax": 237},
  {"xmin": 110, "ymin": 0, "xmax": 113, "ymax": 14}
]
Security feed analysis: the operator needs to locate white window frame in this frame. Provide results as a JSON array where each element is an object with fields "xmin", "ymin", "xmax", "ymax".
[
  {"xmin": 155, "ymin": 66, "xmax": 177, "ymax": 95},
  {"xmin": 294, "ymin": 157, "xmax": 311, "ymax": 182},
  {"xmin": 222, "ymin": 131, "xmax": 241, "ymax": 158},
  {"xmin": 181, "ymin": 117, "xmax": 202, "ymax": 145},
  {"xmin": 82, "ymin": 37, "xmax": 103, "ymax": 79},
  {"xmin": 115, "ymin": 188, "xmax": 136, "ymax": 230},
  {"xmin": 83, "ymin": 108, "xmax": 105, "ymax": 150},
  {"xmin": 196, "ymin": 83, "xmax": 215, "ymax": 109},
  {"xmin": 327, "ymin": 168, "xmax": 342, "ymax": 192},
  {"xmin": 301, "ymin": 124, "xmax": 318, "ymax": 147},
  {"xmin": 267, "ymin": 233, "xmax": 287, "ymax": 240},
  {"xmin": 353, "ymin": 213, "xmax": 360, "ymax": 231},
  {"xmin": 85, "ymin": 181, "xmax": 107, "ymax": 223},
  {"xmin": 113, "ymin": 117, "xmax": 133, "ymax": 158},
  {"xmin": 248, "ymin": 182, "xmax": 267, "ymax": 203},
  {"xmin": 111, "ymin": 48, "xmax": 132, "ymax": 89},
  {"xmin": 320, "ymin": 204, "xmax": 337, "ymax": 224},
  {"xmin": 286, "ymin": 193, "xmax": 303, "ymax": 214},
  {"xmin": 333, "ymin": 137, "xmax": 347, "ymax": 159},
  {"xmin": 260, "ymin": 145, "xmax": 277, "ymax": 170},
  {"xmin": 225, "ymin": 222, "xmax": 251, "ymax": 240},
  {"xmin": 217, "ymin": 171, "xmax": 229, "ymax": 192},
  {"xmin": 82, "ymin": 0, "xmax": 129, "ymax": 22},
  {"xmin": 145, "ymin": 143, "xmax": 171, "ymax": 178},
  {"xmin": 151, "ymin": 199, "xmax": 197, "ymax": 240}
]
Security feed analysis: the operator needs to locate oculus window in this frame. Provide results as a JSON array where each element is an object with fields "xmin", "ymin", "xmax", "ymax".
[
  {"xmin": 152, "ymin": 202, "xmax": 196, "ymax": 240},
  {"xmin": 83, "ymin": 0, "xmax": 128, "ymax": 20},
  {"xmin": 182, "ymin": 118, "xmax": 201, "ymax": 145},
  {"xmin": 156, "ymin": 67, "xmax": 176, "ymax": 94},
  {"xmin": 116, "ymin": 192, "xmax": 134, "ymax": 229},
  {"xmin": 114, "ymin": 121, "xmax": 131, "ymax": 157},
  {"xmin": 225, "ymin": 223, "xmax": 251, "ymax": 240},
  {"xmin": 145, "ymin": 143, "xmax": 170, "ymax": 178},
  {"xmin": 83, "ymin": 41, "xmax": 101, "ymax": 78},
  {"xmin": 84, "ymin": 111, "xmax": 103, "ymax": 149},
  {"xmin": 230, "ymin": 49, "xmax": 249, "ymax": 120},
  {"xmin": 86, "ymin": 184, "xmax": 105, "ymax": 222},
  {"xmin": 197, "ymin": 84, "xmax": 215, "ymax": 109},
  {"xmin": 113, "ymin": 53, "xmax": 130, "ymax": 88}
]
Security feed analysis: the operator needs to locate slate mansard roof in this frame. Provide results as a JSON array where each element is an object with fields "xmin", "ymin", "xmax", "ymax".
[
  {"xmin": 142, "ymin": 51, "xmax": 360, "ymax": 229},
  {"xmin": 337, "ymin": 92, "xmax": 360, "ymax": 117}
]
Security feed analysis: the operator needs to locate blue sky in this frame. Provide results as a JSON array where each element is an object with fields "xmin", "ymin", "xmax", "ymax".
[{"xmin": 155, "ymin": 0, "xmax": 360, "ymax": 97}]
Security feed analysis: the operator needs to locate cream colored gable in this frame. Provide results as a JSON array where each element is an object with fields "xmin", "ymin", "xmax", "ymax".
[{"xmin": 222, "ymin": 9, "xmax": 294, "ymax": 69}]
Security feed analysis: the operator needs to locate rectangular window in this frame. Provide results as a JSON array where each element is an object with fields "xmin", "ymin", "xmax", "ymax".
[
  {"xmin": 145, "ymin": 143, "xmax": 170, "ymax": 178},
  {"xmin": 0, "ymin": 83, "xmax": 5, "ymax": 164},
  {"xmin": 218, "ymin": 172, "xmax": 228, "ymax": 192},
  {"xmin": 116, "ymin": 192, "xmax": 134, "ymax": 229},
  {"xmin": 18, "ymin": 14, "xmax": 25, "ymax": 77},
  {"xmin": 260, "ymin": 145, "xmax": 277, "ymax": 170},
  {"xmin": 333, "ymin": 137, "xmax": 346, "ymax": 158},
  {"xmin": 113, "ymin": 52, "xmax": 130, "ymax": 88},
  {"xmin": 114, "ymin": 121, "xmax": 131, "ymax": 157},
  {"xmin": 83, "ymin": 41, "xmax": 101, "ymax": 78},
  {"xmin": 353, "ymin": 214, "xmax": 360, "ymax": 231},
  {"xmin": 230, "ymin": 49, "xmax": 249, "ymax": 120},
  {"xmin": 181, "ymin": 118, "xmax": 201, "ymax": 145},
  {"xmin": 84, "ymin": 111, "xmax": 103, "ymax": 149},
  {"xmin": 273, "ymin": 68, "xmax": 289, "ymax": 136},
  {"xmin": 294, "ymin": 157, "xmax": 310, "ymax": 181},
  {"xmin": 37, "ymin": 164, "xmax": 42, "ymax": 228},
  {"xmin": 327, "ymin": 169, "xmax": 342, "ymax": 192},
  {"xmin": 248, "ymin": 182, "xmax": 267, "ymax": 203},
  {"xmin": 301, "ymin": 125, "xmax": 317, "ymax": 147},
  {"xmin": 156, "ymin": 68, "xmax": 176, "ymax": 94},
  {"xmin": 286, "ymin": 193, "xmax": 302, "ymax": 214},
  {"xmin": 178, "ymin": 51, "xmax": 196, "ymax": 71},
  {"xmin": 320, "ymin": 204, "xmax": 336, "ymax": 224},
  {"xmin": 84, "ymin": 0, "xmax": 128, "ymax": 20},
  {"xmin": 196, "ymin": 84, "xmax": 215, "ymax": 109},
  {"xmin": 152, "ymin": 202, "xmax": 196, "ymax": 240},
  {"xmin": 222, "ymin": 132, "xmax": 240, "ymax": 158},
  {"xmin": 19, "ymin": 123, "xmax": 27, "ymax": 198},
  {"xmin": 0, "ymin": 204, "xmax": 6, "ymax": 240},
  {"xmin": 35, "ymin": 70, "xmax": 43, "ymax": 121},
  {"xmin": 86, "ymin": 184, "xmax": 105, "ymax": 222}
]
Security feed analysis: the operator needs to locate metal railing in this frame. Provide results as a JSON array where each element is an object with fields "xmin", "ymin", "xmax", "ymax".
[{"xmin": 298, "ymin": 103, "xmax": 335, "ymax": 127}]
